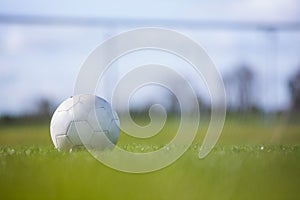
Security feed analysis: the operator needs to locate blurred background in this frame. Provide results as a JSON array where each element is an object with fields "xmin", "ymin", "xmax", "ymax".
[{"xmin": 0, "ymin": 0, "xmax": 300, "ymax": 124}]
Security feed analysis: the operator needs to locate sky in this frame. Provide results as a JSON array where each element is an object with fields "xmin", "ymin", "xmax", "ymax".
[{"xmin": 0, "ymin": 0, "xmax": 300, "ymax": 114}]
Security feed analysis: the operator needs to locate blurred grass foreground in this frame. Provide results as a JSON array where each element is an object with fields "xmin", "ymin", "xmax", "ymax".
[{"xmin": 0, "ymin": 114, "xmax": 299, "ymax": 200}]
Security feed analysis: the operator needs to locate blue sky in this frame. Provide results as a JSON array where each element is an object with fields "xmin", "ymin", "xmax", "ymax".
[{"xmin": 0, "ymin": 0, "xmax": 300, "ymax": 114}]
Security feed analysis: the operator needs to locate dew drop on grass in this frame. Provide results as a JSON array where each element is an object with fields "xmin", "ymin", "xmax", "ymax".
[
  {"xmin": 25, "ymin": 149, "xmax": 31, "ymax": 156},
  {"xmin": 260, "ymin": 146, "xmax": 264, "ymax": 150},
  {"xmin": 8, "ymin": 148, "xmax": 15, "ymax": 155}
]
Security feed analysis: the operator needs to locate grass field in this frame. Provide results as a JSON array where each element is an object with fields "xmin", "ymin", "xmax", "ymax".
[{"xmin": 0, "ymin": 116, "xmax": 300, "ymax": 200}]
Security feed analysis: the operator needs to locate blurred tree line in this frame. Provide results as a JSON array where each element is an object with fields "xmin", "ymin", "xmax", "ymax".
[
  {"xmin": 152, "ymin": 64, "xmax": 300, "ymax": 121},
  {"xmin": 1, "ymin": 65, "xmax": 300, "ymax": 125},
  {"xmin": 0, "ymin": 98, "xmax": 56, "ymax": 125}
]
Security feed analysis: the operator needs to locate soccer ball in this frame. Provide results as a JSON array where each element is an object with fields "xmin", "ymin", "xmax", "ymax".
[{"xmin": 50, "ymin": 94, "xmax": 120, "ymax": 151}]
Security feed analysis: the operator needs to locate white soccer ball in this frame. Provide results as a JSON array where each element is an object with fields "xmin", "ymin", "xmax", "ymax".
[{"xmin": 50, "ymin": 94, "xmax": 120, "ymax": 151}]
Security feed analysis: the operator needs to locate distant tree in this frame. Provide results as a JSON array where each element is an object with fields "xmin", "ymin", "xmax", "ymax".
[
  {"xmin": 225, "ymin": 65, "xmax": 255, "ymax": 112},
  {"xmin": 36, "ymin": 98, "xmax": 54, "ymax": 119},
  {"xmin": 236, "ymin": 65, "xmax": 254, "ymax": 111},
  {"xmin": 289, "ymin": 68, "xmax": 300, "ymax": 112}
]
